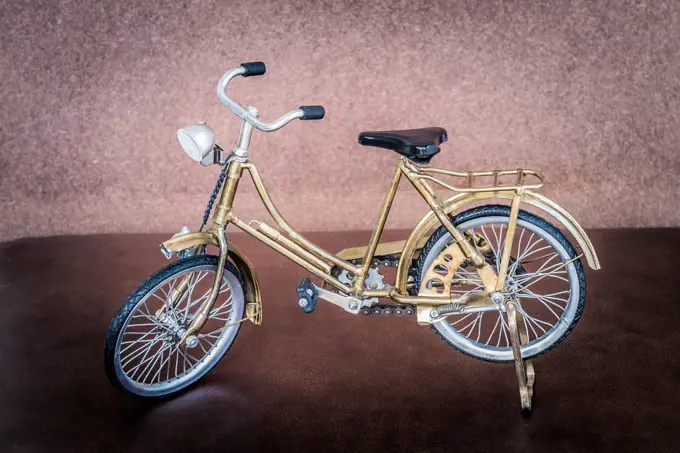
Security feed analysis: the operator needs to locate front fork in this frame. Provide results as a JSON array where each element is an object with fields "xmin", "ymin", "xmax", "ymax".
[
  {"xmin": 156, "ymin": 227, "xmax": 230, "ymax": 347},
  {"xmin": 165, "ymin": 162, "xmax": 244, "ymax": 345},
  {"xmin": 178, "ymin": 227, "xmax": 229, "ymax": 346}
]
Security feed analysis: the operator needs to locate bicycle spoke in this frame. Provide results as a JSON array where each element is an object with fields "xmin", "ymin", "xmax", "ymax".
[
  {"xmin": 178, "ymin": 348, "xmax": 199, "ymax": 375},
  {"xmin": 209, "ymin": 297, "xmax": 233, "ymax": 318},
  {"xmin": 451, "ymin": 313, "xmax": 473, "ymax": 326},
  {"xmin": 495, "ymin": 313, "xmax": 505, "ymax": 347},
  {"xmin": 121, "ymin": 338, "xmax": 159, "ymax": 346},
  {"xmin": 174, "ymin": 345, "xmax": 180, "ymax": 377},
  {"xmin": 164, "ymin": 345, "xmax": 175, "ymax": 383},
  {"xmin": 185, "ymin": 279, "xmax": 228, "ymax": 314},
  {"xmin": 199, "ymin": 327, "xmax": 227, "ymax": 339},
  {"xmin": 119, "ymin": 327, "xmax": 161, "ymax": 354},
  {"xmin": 139, "ymin": 342, "xmax": 173, "ymax": 383},
  {"xmin": 131, "ymin": 311, "xmax": 166, "ymax": 328},
  {"xmin": 516, "ymin": 233, "xmax": 540, "ymax": 261},
  {"xmin": 139, "ymin": 300, "xmax": 153, "ymax": 316},
  {"xmin": 515, "ymin": 227, "xmax": 527, "ymax": 261},
  {"xmin": 517, "ymin": 290, "xmax": 566, "ymax": 320},
  {"xmin": 126, "ymin": 321, "xmax": 160, "ymax": 329},
  {"xmin": 499, "ymin": 314, "xmax": 510, "ymax": 347},
  {"xmin": 514, "ymin": 270, "xmax": 568, "ymax": 285},
  {"xmin": 124, "ymin": 337, "xmax": 164, "ymax": 373},
  {"xmin": 128, "ymin": 339, "xmax": 168, "ymax": 379},
  {"xmin": 182, "ymin": 271, "xmax": 211, "ymax": 320},
  {"xmin": 518, "ymin": 288, "xmax": 569, "ymax": 306},
  {"xmin": 152, "ymin": 343, "xmax": 180, "ymax": 384},
  {"xmin": 479, "ymin": 225, "xmax": 495, "ymax": 255},
  {"xmin": 120, "ymin": 336, "xmax": 162, "ymax": 362},
  {"xmin": 509, "ymin": 242, "xmax": 552, "ymax": 275},
  {"xmin": 496, "ymin": 224, "xmax": 506, "ymax": 269},
  {"xmin": 513, "ymin": 253, "xmax": 561, "ymax": 283},
  {"xmin": 485, "ymin": 314, "xmax": 501, "ymax": 346},
  {"xmin": 120, "ymin": 333, "xmax": 164, "ymax": 366},
  {"xmin": 450, "ymin": 286, "xmax": 483, "ymax": 296},
  {"xmin": 150, "ymin": 291, "xmax": 169, "ymax": 306},
  {"xmin": 476, "ymin": 312, "xmax": 484, "ymax": 342},
  {"xmin": 459, "ymin": 313, "xmax": 482, "ymax": 335},
  {"xmin": 516, "ymin": 306, "xmax": 550, "ymax": 334},
  {"xmin": 197, "ymin": 338, "xmax": 211, "ymax": 354},
  {"xmin": 200, "ymin": 335, "xmax": 217, "ymax": 349},
  {"xmin": 509, "ymin": 254, "xmax": 582, "ymax": 295},
  {"xmin": 139, "ymin": 345, "xmax": 165, "ymax": 384}
]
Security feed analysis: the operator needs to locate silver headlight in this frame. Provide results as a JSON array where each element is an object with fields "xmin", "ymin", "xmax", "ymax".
[{"xmin": 177, "ymin": 122, "xmax": 216, "ymax": 162}]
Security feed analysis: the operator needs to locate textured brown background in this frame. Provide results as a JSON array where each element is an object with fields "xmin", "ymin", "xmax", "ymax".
[{"xmin": 2, "ymin": 0, "xmax": 680, "ymax": 240}]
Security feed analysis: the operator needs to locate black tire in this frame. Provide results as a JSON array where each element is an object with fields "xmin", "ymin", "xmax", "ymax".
[
  {"xmin": 105, "ymin": 255, "xmax": 244, "ymax": 399},
  {"xmin": 414, "ymin": 204, "xmax": 586, "ymax": 363}
]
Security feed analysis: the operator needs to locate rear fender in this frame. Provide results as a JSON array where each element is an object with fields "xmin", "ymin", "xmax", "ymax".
[{"xmin": 395, "ymin": 191, "xmax": 600, "ymax": 294}]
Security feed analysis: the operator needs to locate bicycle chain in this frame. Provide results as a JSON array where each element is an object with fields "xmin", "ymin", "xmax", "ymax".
[
  {"xmin": 331, "ymin": 255, "xmax": 400, "ymax": 276},
  {"xmin": 198, "ymin": 149, "xmax": 230, "ymax": 232},
  {"xmin": 360, "ymin": 304, "xmax": 415, "ymax": 316},
  {"xmin": 330, "ymin": 255, "xmax": 416, "ymax": 316}
]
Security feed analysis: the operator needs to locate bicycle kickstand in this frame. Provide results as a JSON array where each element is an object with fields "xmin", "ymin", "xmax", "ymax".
[{"xmin": 506, "ymin": 301, "xmax": 536, "ymax": 413}]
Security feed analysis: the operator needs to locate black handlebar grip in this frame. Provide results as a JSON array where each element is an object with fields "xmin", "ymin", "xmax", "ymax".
[
  {"xmin": 240, "ymin": 62, "xmax": 266, "ymax": 77},
  {"xmin": 299, "ymin": 105, "xmax": 325, "ymax": 120}
]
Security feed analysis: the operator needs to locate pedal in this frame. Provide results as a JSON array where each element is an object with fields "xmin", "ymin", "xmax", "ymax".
[{"xmin": 296, "ymin": 277, "xmax": 318, "ymax": 314}]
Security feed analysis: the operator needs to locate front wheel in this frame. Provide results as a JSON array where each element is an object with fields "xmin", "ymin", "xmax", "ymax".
[
  {"xmin": 415, "ymin": 205, "xmax": 586, "ymax": 363},
  {"xmin": 104, "ymin": 255, "xmax": 245, "ymax": 398}
]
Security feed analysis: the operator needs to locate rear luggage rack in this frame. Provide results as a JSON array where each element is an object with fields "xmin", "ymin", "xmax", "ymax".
[{"xmin": 414, "ymin": 167, "xmax": 545, "ymax": 193}]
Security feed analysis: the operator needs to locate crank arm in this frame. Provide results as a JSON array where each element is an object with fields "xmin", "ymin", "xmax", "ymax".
[{"xmin": 314, "ymin": 285, "xmax": 362, "ymax": 315}]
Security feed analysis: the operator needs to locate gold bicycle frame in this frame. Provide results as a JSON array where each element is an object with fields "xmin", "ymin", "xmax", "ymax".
[
  {"xmin": 146, "ymin": 65, "xmax": 602, "ymax": 411},
  {"xmin": 162, "ymin": 154, "xmax": 600, "ymax": 341},
  {"xmin": 217, "ymin": 158, "xmax": 503, "ymax": 294}
]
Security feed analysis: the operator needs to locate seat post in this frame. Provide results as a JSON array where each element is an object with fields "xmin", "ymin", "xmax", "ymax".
[{"xmin": 353, "ymin": 161, "xmax": 403, "ymax": 294}]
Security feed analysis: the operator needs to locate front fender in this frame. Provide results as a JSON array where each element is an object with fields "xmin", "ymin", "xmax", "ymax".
[
  {"xmin": 395, "ymin": 190, "xmax": 600, "ymax": 294},
  {"xmin": 160, "ymin": 232, "xmax": 262, "ymax": 325}
]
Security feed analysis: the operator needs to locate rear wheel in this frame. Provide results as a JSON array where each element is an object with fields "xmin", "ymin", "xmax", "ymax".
[
  {"xmin": 104, "ymin": 255, "xmax": 244, "ymax": 398},
  {"xmin": 415, "ymin": 205, "xmax": 586, "ymax": 363}
]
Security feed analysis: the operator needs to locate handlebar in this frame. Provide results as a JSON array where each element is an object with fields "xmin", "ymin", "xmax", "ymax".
[
  {"xmin": 299, "ymin": 105, "xmax": 325, "ymax": 120},
  {"xmin": 240, "ymin": 61, "xmax": 266, "ymax": 77},
  {"xmin": 216, "ymin": 62, "xmax": 325, "ymax": 133}
]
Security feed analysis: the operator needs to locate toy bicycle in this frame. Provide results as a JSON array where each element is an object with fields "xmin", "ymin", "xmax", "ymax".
[{"xmin": 104, "ymin": 62, "xmax": 600, "ymax": 410}]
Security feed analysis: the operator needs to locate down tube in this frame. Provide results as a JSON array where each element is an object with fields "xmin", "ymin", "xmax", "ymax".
[{"xmin": 242, "ymin": 163, "xmax": 358, "ymax": 274}]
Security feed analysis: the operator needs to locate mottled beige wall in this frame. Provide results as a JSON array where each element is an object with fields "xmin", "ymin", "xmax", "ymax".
[{"xmin": 1, "ymin": 0, "xmax": 679, "ymax": 240}]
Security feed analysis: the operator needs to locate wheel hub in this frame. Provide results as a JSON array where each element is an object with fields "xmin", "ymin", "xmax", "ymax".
[
  {"xmin": 157, "ymin": 312, "xmax": 187, "ymax": 343},
  {"xmin": 490, "ymin": 292, "xmax": 505, "ymax": 305}
]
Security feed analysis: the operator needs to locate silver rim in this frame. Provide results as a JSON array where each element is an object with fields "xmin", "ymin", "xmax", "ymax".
[
  {"xmin": 422, "ymin": 216, "xmax": 580, "ymax": 361},
  {"xmin": 114, "ymin": 264, "xmax": 244, "ymax": 396}
]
